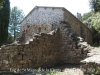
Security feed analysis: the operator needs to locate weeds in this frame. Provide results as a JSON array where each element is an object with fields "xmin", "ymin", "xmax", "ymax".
[{"xmin": 36, "ymin": 67, "xmax": 58, "ymax": 75}]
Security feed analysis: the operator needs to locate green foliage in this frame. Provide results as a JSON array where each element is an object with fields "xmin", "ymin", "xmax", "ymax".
[
  {"xmin": 37, "ymin": 67, "xmax": 42, "ymax": 73},
  {"xmin": 49, "ymin": 70, "xmax": 56, "ymax": 75},
  {"xmin": 5, "ymin": 32, "xmax": 14, "ymax": 44},
  {"xmin": 5, "ymin": 33, "xmax": 14, "ymax": 44},
  {"xmin": 82, "ymin": 11, "xmax": 94, "ymax": 28},
  {"xmin": 36, "ymin": 67, "xmax": 58, "ymax": 75},
  {"xmin": 86, "ymin": 67, "xmax": 100, "ymax": 75},
  {"xmin": 82, "ymin": 11, "xmax": 100, "ymax": 45},
  {"xmin": 0, "ymin": 0, "xmax": 5, "ymax": 9},
  {"xmin": 0, "ymin": 0, "xmax": 10, "ymax": 47},
  {"xmin": 91, "ymin": 69, "xmax": 98, "ymax": 75},
  {"xmin": 9, "ymin": 6, "xmax": 25, "ymax": 40},
  {"xmin": 89, "ymin": 0, "xmax": 100, "ymax": 12}
]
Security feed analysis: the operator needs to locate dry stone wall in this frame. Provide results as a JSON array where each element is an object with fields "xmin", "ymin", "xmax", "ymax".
[
  {"xmin": 0, "ymin": 6, "xmax": 93, "ymax": 73},
  {"xmin": 81, "ymin": 60, "xmax": 100, "ymax": 75},
  {"xmin": 0, "ymin": 22, "xmax": 92, "ymax": 70},
  {"xmin": 0, "ymin": 29, "xmax": 61, "ymax": 70},
  {"xmin": 19, "ymin": 23, "xmax": 53, "ymax": 44},
  {"xmin": 80, "ymin": 48, "xmax": 100, "ymax": 75},
  {"xmin": 60, "ymin": 22, "xmax": 91, "ymax": 64}
]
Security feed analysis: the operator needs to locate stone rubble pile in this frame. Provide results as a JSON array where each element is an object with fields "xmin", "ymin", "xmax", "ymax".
[{"xmin": 80, "ymin": 47, "xmax": 100, "ymax": 74}]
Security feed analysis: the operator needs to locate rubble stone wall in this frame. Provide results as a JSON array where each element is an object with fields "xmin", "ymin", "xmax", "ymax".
[
  {"xmin": 0, "ymin": 29, "xmax": 61, "ymax": 70},
  {"xmin": 20, "ymin": 7, "xmax": 92, "ymax": 45},
  {"xmin": 80, "ymin": 48, "xmax": 100, "ymax": 74},
  {"xmin": 63, "ymin": 10, "xmax": 92, "ymax": 45},
  {"xmin": 81, "ymin": 62, "xmax": 100, "ymax": 75},
  {"xmin": 60, "ymin": 22, "xmax": 91, "ymax": 64},
  {"xmin": 20, "ymin": 7, "xmax": 64, "ymax": 34},
  {"xmin": 0, "ymin": 6, "xmax": 93, "ymax": 71},
  {"xmin": 0, "ymin": 22, "xmax": 91, "ymax": 70},
  {"xmin": 19, "ymin": 23, "xmax": 53, "ymax": 43}
]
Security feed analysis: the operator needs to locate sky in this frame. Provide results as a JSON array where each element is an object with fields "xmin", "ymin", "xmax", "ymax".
[{"xmin": 10, "ymin": 0, "xmax": 91, "ymax": 16}]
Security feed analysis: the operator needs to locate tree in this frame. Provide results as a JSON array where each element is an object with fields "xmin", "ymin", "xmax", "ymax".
[
  {"xmin": 82, "ymin": 11, "xmax": 93, "ymax": 28},
  {"xmin": 89, "ymin": 0, "xmax": 100, "ymax": 45},
  {"xmin": 0, "ymin": 0, "xmax": 10, "ymax": 47},
  {"xmin": 5, "ymin": 33, "xmax": 14, "ymax": 44},
  {"xmin": 9, "ymin": 6, "xmax": 25, "ymax": 40},
  {"xmin": 0, "ymin": 0, "xmax": 5, "ymax": 9},
  {"xmin": 82, "ymin": 11, "xmax": 100, "ymax": 32},
  {"xmin": 82, "ymin": 11, "xmax": 100, "ymax": 45},
  {"xmin": 89, "ymin": 0, "xmax": 100, "ymax": 12}
]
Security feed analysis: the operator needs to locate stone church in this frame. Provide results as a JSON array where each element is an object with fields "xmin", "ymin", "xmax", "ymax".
[
  {"xmin": 0, "ymin": 6, "xmax": 92, "ymax": 70},
  {"xmin": 20, "ymin": 6, "xmax": 92, "ymax": 45}
]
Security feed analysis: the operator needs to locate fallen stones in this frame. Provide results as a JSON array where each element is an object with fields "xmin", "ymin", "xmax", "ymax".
[{"xmin": 80, "ymin": 47, "xmax": 100, "ymax": 74}]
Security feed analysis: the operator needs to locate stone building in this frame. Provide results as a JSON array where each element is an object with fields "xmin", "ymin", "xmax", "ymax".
[
  {"xmin": 0, "ymin": 6, "xmax": 93, "ymax": 70},
  {"xmin": 20, "ymin": 6, "xmax": 92, "ymax": 45}
]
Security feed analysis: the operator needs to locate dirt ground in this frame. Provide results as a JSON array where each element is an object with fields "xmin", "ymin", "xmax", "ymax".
[{"xmin": 50, "ymin": 64, "xmax": 84, "ymax": 75}]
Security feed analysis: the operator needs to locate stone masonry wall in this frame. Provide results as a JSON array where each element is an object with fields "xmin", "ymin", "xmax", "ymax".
[
  {"xmin": 0, "ymin": 29, "xmax": 61, "ymax": 70},
  {"xmin": 0, "ymin": 23, "xmax": 91, "ymax": 70},
  {"xmin": 63, "ymin": 9, "xmax": 93, "ymax": 45},
  {"xmin": 60, "ymin": 22, "xmax": 91, "ymax": 64},
  {"xmin": 20, "ymin": 6, "xmax": 92, "ymax": 45},
  {"xmin": 20, "ymin": 7, "xmax": 64, "ymax": 34},
  {"xmin": 80, "ymin": 48, "xmax": 100, "ymax": 75},
  {"xmin": 19, "ymin": 23, "xmax": 52, "ymax": 44}
]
